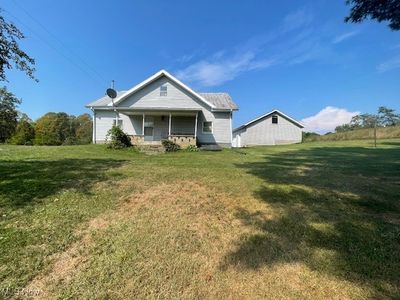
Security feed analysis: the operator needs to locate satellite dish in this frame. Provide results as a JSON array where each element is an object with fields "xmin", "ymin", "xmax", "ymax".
[{"xmin": 106, "ymin": 88, "xmax": 117, "ymax": 99}]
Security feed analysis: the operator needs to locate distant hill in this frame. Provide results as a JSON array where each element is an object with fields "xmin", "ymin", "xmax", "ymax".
[{"xmin": 303, "ymin": 126, "xmax": 400, "ymax": 142}]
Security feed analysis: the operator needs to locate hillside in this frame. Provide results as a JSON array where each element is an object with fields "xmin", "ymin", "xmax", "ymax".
[{"xmin": 304, "ymin": 126, "xmax": 400, "ymax": 142}]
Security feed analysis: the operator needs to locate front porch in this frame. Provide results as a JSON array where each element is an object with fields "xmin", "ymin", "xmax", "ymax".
[{"xmin": 121, "ymin": 111, "xmax": 199, "ymax": 148}]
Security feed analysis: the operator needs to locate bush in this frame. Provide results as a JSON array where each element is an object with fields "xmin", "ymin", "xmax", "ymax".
[
  {"xmin": 106, "ymin": 125, "xmax": 131, "ymax": 149},
  {"xmin": 161, "ymin": 139, "xmax": 180, "ymax": 152},
  {"xmin": 10, "ymin": 120, "xmax": 35, "ymax": 145},
  {"xmin": 185, "ymin": 144, "xmax": 199, "ymax": 152}
]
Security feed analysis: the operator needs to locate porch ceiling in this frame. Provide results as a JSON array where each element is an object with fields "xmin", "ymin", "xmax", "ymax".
[{"xmin": 120, "ymin": 109, "xmax": 200, "ymax": 116}]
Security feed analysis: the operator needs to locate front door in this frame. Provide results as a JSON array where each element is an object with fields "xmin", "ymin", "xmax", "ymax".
[
  {"xmin": 144, "ymin": 116, "xmax": 154, "ymax": 141},
  {"xmin": 144, "ymin": 126, "xmax": 154, "ymax": 141}
]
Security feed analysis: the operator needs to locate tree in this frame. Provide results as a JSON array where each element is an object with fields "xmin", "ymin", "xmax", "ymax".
[
  {"xmin": 34, "ymin": 112, "xmax": 72, "ymax": 145},
  {"xmin": 17, "ymin": 111, "xmax": 32, "ymax": 123},
  {"xmin": 335, "ymin": 123, "xmax": 354, "ymax": 132},
  {"xmin": 0, "ymin": 10, "xmax": 36, "ymax": 81},
  {"xmin": 378, "ymin": 106, "xmax": 400, "ymax": 126},
  {"xmin": 349, "ymin": 113, "xmax": 378, "ymax": 128},
  {"xmin": 10, "ymin": 120, "xmax": 35, "ymax": 145},
  {"xmin": 345, "ymin": 0, "xmax": 400, "ymax": 30},
  {"xmin": 74, "ymin": 113, "xmax": 92, "ymax": 144},
  {"xmin": 0, "ymin": 86, "xmax": 21, "ymax": 142}
]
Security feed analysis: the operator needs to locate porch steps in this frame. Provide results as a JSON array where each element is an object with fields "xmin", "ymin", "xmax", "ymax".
[{"xmin": 136, "ymin": 144, "xmax": 165, "ymax": 155}]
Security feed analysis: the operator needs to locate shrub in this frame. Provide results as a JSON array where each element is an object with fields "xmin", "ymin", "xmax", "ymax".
[
  {"xmin": 10, "ymin": 120, "xmax": 35, "ymax": 145},
  {"xmin": 185, "ymin": 144, "xmax": 199, "ymax": 152},
  {"xmin": 106, "ymin": 125, "xmax": 131, "ymax": 149},
  {"xmin": 161, "ymin": 139, "xmax": 180, "ymax": 152}
]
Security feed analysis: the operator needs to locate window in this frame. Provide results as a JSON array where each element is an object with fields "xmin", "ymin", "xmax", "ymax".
[
  {"xmin": 272, "ymin": 115, "xmax": 278, "ymax": 124},
  {"xmin": 160, "ymin": 84, "xmax": 167, "ymax": 96},
  {"xmin": 113, "ymin": 119, "xmax": 123, "ymax": 128},
  {"xmin": 202, "ymin": 121, "xmax": 212, "ymax": 133}
]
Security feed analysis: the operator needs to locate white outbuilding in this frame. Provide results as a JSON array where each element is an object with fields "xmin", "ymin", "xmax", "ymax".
[{"xmin": 232, "ymin": 109, "xmax": 303, "ymax": 147}]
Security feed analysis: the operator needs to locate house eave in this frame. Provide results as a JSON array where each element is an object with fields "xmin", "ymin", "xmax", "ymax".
[
  {"xmin": 88, "ymin": 106, "xmax": 202, "ymax": 112},
  {"xmin": 211, "ymin": 108, "xmax": 239, "ymax": 112}
]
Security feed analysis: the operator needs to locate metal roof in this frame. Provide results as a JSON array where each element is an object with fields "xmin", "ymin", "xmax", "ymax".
[
  {"xmin": 199, "ymin": 93, "xmax": 238, "ymax": 110},
  {"xmin": 86, "ymin": 91, "xmax": 127, "ymax": 107}
]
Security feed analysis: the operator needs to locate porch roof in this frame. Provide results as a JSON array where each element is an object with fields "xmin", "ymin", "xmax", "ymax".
[{"xmin": 119, "ymin": 108, "xmax": 200, "ymax": 116}]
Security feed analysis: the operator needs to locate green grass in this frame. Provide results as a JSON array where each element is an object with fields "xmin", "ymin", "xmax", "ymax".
[{"xmin": 0, "ymin": 140, "xmax": 399, "ymax": 299}]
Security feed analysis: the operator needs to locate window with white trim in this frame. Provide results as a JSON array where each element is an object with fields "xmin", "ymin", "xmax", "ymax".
[
  {"xmin": 160, "ymin": 84, "xmax": 167, "ymax": 96},
  {"xmin": 272, "ymin": 115, "xmax": 278, "ymax": 124},
  {"xmin": 113, "ymin": 119, "xmax": 123, "ymax": 128},
  {"xmin": 202, "ymin": 121, "xmax": 212, "ymax": 133}
]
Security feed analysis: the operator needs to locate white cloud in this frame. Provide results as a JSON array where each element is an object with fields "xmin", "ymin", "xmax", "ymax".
[
  {"xmin": 332, "ymin": 31, "xmax": 359, "ymax": 44},
  {"xmin": 281, "ymin": 8, "xmax": 314, "ymax": 33},
  {"xmin": 175, "ymin": 7, "xmax": 350, "ymax": 87},
  {"xmin": 176, "ymin": 52, "xmax": 276, "ymax": 87},
  {"xmin": 377, "ymin": 55, "xmax": 400, "ymax": 72},
  {"xmin": 301, "ymin": 106, "xmax": 360, "ymax": 133}
]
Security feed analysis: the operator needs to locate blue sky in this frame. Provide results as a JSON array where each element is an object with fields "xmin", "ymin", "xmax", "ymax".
[{"xmin": 2, "ymin": 0, "xmax": 400, "ymax": 132}]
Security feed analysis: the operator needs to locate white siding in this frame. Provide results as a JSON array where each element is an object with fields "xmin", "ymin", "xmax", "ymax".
[
  {"xmin": 94, "ymin": 111, "xmax": 138, "ymax": 143},
  {"xmin": 197, "ymin": 111, "xmax": 232, "ymax": 145},
  {"xmin": 234, "ymin": 114, "xmax": 302, "ymax": 146},
  {"xmin": 94, "ymin": 110, "xmax": 114, "ymax": 142},
  {"xmin": 118, "ymin": 77, "xmax": 204, "ymax": 110},
  {"xmin": 93, "ymin": 76, "xmax": 233, "ymax": 146}
]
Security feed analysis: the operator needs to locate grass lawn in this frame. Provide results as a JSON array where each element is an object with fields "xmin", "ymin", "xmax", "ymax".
[{"xmin": 0, "ymin": 140, "xmax": 399, "ymax": 299}]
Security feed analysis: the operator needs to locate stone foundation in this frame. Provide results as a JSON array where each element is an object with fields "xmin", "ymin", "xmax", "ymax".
[
  {"xmin": 168, "ymin": 135, "xmax": 196, "ymax": 148},
  {"xmin": 130, "ymin": 135, "xmax": 144, "ymax": 145},
  {"xmin": 129, "ymin": 134, "xmax": 196, "ymax": 149}
]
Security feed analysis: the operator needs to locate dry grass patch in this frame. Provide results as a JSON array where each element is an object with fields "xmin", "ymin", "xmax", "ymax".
[
  {"xmin": 25, "ymin": 181, "xmax": 244, "ymax": 299},
  {"xmin": 27, "ymin": 180, "xmax": 372, "ymax": 299}
]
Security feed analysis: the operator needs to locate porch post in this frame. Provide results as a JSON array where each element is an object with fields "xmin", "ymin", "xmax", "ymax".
[
  {"xmin": 168, "ymin": 113, "xmax": 172, "ymax": 136},
  {"xmin": 142, "ymin": 113, "xmax": 145, "ymax": 135},
  {"xmin": 194, "ymin": 112, "xmax": 198, "ymax": 138},
  {"xmin": 92, "ymin": 109, "xmax": 96, "ymax": 144}
]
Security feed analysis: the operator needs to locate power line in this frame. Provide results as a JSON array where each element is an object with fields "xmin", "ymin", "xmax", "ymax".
[
  {"xmin": 2, "ymin": 8, "xmax": 108, "ymax": 88},
  {"xmin": 11, "ymin": 0, "xmax": 109, "ymax": 85}
]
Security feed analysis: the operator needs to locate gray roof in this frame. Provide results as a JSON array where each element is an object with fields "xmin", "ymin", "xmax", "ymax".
[
  {"xmin": 86, "ymin": 91, "xmax": 238, "ymax": 111},
  {"xmin": 86, "ymin": 91, "xmax": 127, "ymax": 107},
  {"xmin": 199, "ymin": 93, "xmax": 238, "ymax": 110}
]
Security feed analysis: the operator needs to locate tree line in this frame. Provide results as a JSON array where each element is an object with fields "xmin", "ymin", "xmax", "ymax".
[
  {"xmin": 335, "ymin": 106, "xmax": 400, "ymax": 133},
  {"xmin": 0, "ymin": 87, "xmax": 92, "ymax": 145}
]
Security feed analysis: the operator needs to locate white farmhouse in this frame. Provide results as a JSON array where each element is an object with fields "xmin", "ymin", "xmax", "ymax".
[{"xmin": 86, "ymin": 70, "xmax": 238, "ymax": 148}]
